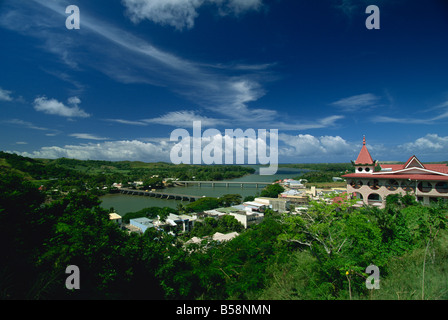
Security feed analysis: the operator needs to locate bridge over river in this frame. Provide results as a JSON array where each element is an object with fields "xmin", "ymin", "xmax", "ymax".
[
  {"xmin": 119, "ymin": 188, "xmax": 202, "ymax": 202},
  {"xmin": 175, "ymin": 181, "xmax": 273, "ymax": 188},
  {"xmin": 119, "ymin": 180, "xmax": 273, "ymax": 202}
]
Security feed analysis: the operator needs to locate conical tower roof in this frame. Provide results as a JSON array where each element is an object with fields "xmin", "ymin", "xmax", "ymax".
[{"xmin": 354, "ymin": 136, "xmax": 374, "ymax": 165}]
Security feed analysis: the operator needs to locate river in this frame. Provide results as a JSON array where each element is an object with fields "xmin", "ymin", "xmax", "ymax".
[{"xmin": 99, "ymin": 166, "xmax": 306, "ymax": 216}]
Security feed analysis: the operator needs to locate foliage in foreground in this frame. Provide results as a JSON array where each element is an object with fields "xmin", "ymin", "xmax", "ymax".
[{"xmin": 1, "ymin": 171, "xmax": 447, "ymax": 300}]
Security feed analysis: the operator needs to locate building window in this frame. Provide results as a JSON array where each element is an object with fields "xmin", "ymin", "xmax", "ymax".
[
  {"xmin": 401, "ymin": 180, "xmax": 415, "ymax": 192},
  {"xmin": 368, "ymin": 193, "xmax": 382, "ymax": 202},
  {"xmin": 435, "ymin": 182, "xmax": 448, "ymax": 194},
  {"xmin": 353, "ymin": 192, "xmax": 363, "ymax": 200},
  {"xmin": 350, "ymin": 180, "xmax": 362, "ymax": 189},
  {"xmin": 368, "ymin": 179, "xmax": 380, "ymax": 190},
  {"xmin": 386, "ymin": 179, "xmax": 398, "ymax": 191},
  {"xmin": 358, "ymin": 167, "xmax": 363, "ymax": 172},
  {"xmin": 418, "ymin": 182, "xmax": 433, "ymax": 193},
  {"xmin": 353, "ymin": 180, "xmax": 363, "ymax": 189},
  {"xmin": 365, "ymin": 167, "xmax": 370, "ymax": 172}
]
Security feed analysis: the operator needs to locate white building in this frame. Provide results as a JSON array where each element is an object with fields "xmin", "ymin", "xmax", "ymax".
[
  {"xmin": 212, "ymin": 232, "xmax": 239, "ymax": 242},
  {"xmin": 230, "ymin": 210, "xmax": 264, "ymax": 229},
  {"xmin": 109, "ymin": 213, "xmax": 122, "ymax": 226},
  {"xmin": 154, "ymin": 213, "xmax": 197, "ymax": 233},
  {"xmin": 254, "ymin": 197, "xmax": 291, "ymax": 212},
  {"xmin": 129, "ymin": 217, "xmax": 154, "ymax": 233}
]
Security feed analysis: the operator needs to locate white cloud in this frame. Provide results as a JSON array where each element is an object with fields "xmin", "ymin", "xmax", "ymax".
[
  {"xmin": 331, "ymin": 93, "xmax": 380, "ymax": 112},
  {"xmin": 33, "ymin": 96, "xmax": 90, "ymax": 118},
  {"xmin": 2, "ymin": 1, "xmax": 344, "ymax": 132},
  {"xmin": 144, "ymin": 110, "xmax": 228, "ymax": 128},
  {"xmin": 4, "ymin": 119, "xmax": 49, "ymax": 131},
  {"xmin": 372, "ymin": 99, "xmax": 448, "ymax": 124},
  {"xmin": 278, "ymin": 133, "xmax": 355, "ymax": 158},
  {"xmin": 267, "ymin": 115, "xmax": 345, "ymax": 131},
  {"xmin": 3, "ymin": 0, "xmax": 274, "ymax": 123},
  {"xmin": 0, "ymin": 87, "xmax": 14, "ymax": 101},
  {"xmin": 141, "ymin": 109, "xmax": 344, "ymax": 131},
  {"xmin": 429, "ymin": 100, "xmax": 448, "ymax": 121},
  {"xmin": 69, "ymin": 133, "xmax": 110, "ymax": 141},
  {"xmin": 15, "ymin": 133, "xmax": 448, "ymax": 165},
  {"xmin": 67, "ymin": 96, "xmax": 81, "ymax": 105},
  {"xmin": 399, "ymin": 134, "xmax": 448, "ymax": 154},
  {"xmin": 122, "ymin": 0, "xmax": 263, "ymax": 30},
  {"xmin": 319, "ymin": 135, "xmax": 353, "ymax": 154},
  {"xmin": 224, "ymin": 0, "xmax": 263, "ymax": 15},
  {"xmin": 104, "ymin": 118, "xmax": 148, "ymax": 126},
  {"xmin": 12, "ymin": 140, "xmax": 173, "ymax": 162},
  {"xmin": 371, "ymin": 115, "xmax": 433, "ymax": 125}
]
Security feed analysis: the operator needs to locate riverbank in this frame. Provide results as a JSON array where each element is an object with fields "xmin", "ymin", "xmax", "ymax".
[{"xmin": 100, "ymin": 166, "xmax": 307, "ymax": 215}]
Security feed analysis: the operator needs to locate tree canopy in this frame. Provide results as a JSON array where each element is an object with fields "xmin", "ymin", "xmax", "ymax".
[
  {"xmin": 1, "ymin": 168, "xmax": 448, "ymax": 300},
  {"xmin": 259, "ymin": 183, "xmax": 284, "ymax": 198}
]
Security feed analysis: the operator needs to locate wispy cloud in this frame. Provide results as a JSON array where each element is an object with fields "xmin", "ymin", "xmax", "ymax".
[
  {"xmin": 3, "ymin": 119, "xmax": 63, "ymax": 137},
  {"xmin": 122, "ymin": 0, "xmax": 263, "ymax": 30},
  {"xmin": 0, "ymin": 0, "xmax": 272, "ymax": 123},
  {"xmin": 33, "ymin": 96, "xmax": 90, "ymax": 118},
  {"xmin": 262, "ymin": 115, "xmax": 345, "ymax": 131},
  {"xmin": 331, "ymin": 93, "xmax": 380, "ymax": 112},
  {"xmin": 69, "ymin": 133, "xmax": 110, "ymax": 141},
  {"xmin": 0, "ymin": 87, "xmax": 14, "ymax": 101},
  {"xmin": 143, "ymin": 110, "xmax": 229, "ymax": 128},
  {"xmin": 371, "ymin": 115, "xmax": 434, "ymax": 125},
  {"xmin": 104, "ymin": 119, "xmax": 148, "ymax": 126},
  {"xmin": 41, "ymin": 69, "xmax": 86, "ymax": 95},
  {"xmin": 430, "ymin": 101, "xmax": 448, "ymax": 121},
  {"xmin": 1, "ymin": 0, "xmax": 343, "ymax": 132},
  {"xmin": 108, "ymin": 112, "xmax": 345, "ymax": 131},
  {"xmin": 372, "ymin": 99, "xmax": 448, "ymax": 124},
  {"xmin": 4, "ymin": 119, "xmax": 49, "ymax": 131}
]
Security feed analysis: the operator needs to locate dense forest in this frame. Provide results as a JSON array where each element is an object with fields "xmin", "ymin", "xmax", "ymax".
[{"xmin": 1, "ymin": 168, "xmax": 447, "ymax": 299}]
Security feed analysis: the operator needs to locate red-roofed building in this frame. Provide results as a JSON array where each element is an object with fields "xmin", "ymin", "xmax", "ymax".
[
  {"xmin": 354, "ymin": 136, "xmax": 375, "ymax": 166},
  {"xmin": 342, "ymin": 137, "xmax": 448, "ymax": 208}
]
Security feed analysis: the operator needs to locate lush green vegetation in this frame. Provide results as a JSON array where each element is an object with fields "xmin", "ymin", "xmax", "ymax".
[
  {"xmin": 261, "ymin": 194, "xmax": 448, "ymax": 300},
  {"xmin": 259, "ymin": 183, "xmax": 284, "ymax": 198},
  {"xmin": 2, "ymin": 169, "xmax": 447, "ymax": 300},
  {"xmin": 189, "ymin": 215, "xmax": 244, "ymax": 238},
  {"xmin": 280, "ymin": 162, "xmax": 353, "ymax": 172},
  {"xmin": 279, "ymin": 163, "xmax": 352, "ymax": 184},
  {"xmin": 121, "ymin": 206, "xmax": 175, "ymax": 223},
  {"xmin": 2, "ymin": 152, "xmax": 448, "ymax": 300},
  {"xmin": 0, "ymin": 151, "xmax": 255, "ymax": 197}
]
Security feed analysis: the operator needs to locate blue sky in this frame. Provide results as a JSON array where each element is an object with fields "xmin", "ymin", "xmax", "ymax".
[{"xmin": 1, "ymin": 0, "xmax": 448, "ymax": 164}]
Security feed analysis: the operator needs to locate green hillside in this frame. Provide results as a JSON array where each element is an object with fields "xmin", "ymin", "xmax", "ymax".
[{"xmin": 0, "ymin": 151, "xmax": 256, "ymax": 197}]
